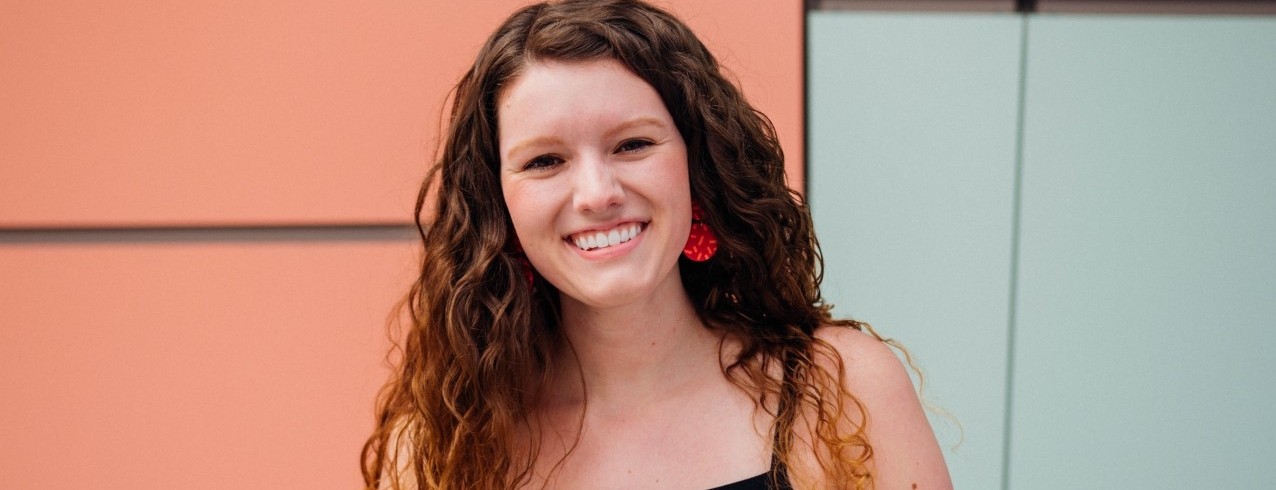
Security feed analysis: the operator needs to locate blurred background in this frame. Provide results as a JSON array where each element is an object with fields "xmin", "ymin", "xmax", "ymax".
[{"xmin": 2, "ymin": 0, "xmax": 1273, "ymax": 488}]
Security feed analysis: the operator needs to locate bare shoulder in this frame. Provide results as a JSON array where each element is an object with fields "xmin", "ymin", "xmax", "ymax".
[
  {"xmin": 813, "ymin": 325, "xmax": 909, "ymax": 395},
  {"xmin": 814, "ymin": 324, "xmax": 897, "ymax": 368},
  {"xmin": 374, "ymin": 415, "xmax": 419, "ymax": 490},
  {"xmin": 813, "ymin": 324, "xmax": 954, "ymax": 490}
]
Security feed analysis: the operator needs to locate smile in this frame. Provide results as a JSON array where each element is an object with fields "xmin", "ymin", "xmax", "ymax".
[{"xmin": 568, "ymin": 222, "xmax": 645, "ymax": 251}]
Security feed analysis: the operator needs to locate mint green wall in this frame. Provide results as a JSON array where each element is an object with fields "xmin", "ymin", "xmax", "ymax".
[
  {"xmin": 1011, "ymin": 15, "xmax": 1276, "ymax": 489},
  {"xmin": 809, "ymin": 11, "xmax": 1276, "ymax": 490},
  {"xmin": 809, "ymin": 13, "xmax": 1024, "ymax": 490}
]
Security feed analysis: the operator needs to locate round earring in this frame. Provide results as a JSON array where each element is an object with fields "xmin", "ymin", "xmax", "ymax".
[{"xmin": 682, "ymin": 202, "xmax": 719, "ymax": 262}]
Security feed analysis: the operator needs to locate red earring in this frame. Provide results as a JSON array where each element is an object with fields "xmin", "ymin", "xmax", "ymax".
[{"xmin": 683, "ymin": 202, "xmax": 719, "ymax": 262}]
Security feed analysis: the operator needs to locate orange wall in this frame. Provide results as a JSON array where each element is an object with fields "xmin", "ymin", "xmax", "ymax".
[
  {"xmin": 0, "ymin": 236, "xmax": 417, "ymax": 488},
  {"xmin": 0, "ymin": 0, "xmax": 802, "ymax": 228},
  {"xmin": 0, "ymin": 1, "xmax": 802, "ymax": 488}
]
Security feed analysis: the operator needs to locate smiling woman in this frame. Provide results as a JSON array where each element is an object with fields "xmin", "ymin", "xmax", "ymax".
[
  {"xmin": 361, "ymin": 1, "xmax": 951, "ymax": 489},
  {"xmin": 500, "ymin": 59, "xmax": 692, "ymax": 310}
]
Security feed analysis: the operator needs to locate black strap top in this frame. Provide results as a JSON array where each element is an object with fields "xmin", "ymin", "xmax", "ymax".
[
  {"xmin": 706, "ymin": 452, "xmax": 791, "ymax": 490},
  {"xmin": 707, "ymin": 466, "xmax": 791, "ymax": 490}
]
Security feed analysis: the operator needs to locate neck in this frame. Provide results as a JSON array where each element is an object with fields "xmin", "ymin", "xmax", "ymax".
[{"xmin": 551, "ymin": 275, "xmax": 723, "ymax": 412}]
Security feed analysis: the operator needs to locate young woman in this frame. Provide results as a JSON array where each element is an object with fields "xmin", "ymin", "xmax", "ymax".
[{"xmin": 362, "ymin": 1, "xmax": 951, "ymax": 488}]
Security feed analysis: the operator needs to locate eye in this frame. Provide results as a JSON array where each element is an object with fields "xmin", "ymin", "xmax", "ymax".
[
  {"xmin": 616, "ymin": 139, "xmax": 654, "ymax": 154},
  {"xmin": 523, "ymin": 154, "xmax": 564, "ymax": 171}
]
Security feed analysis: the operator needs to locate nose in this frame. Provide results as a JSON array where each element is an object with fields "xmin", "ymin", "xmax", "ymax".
[{"xmin": 572, "ymin": 155, "xmax": 624, "ymax": 213}]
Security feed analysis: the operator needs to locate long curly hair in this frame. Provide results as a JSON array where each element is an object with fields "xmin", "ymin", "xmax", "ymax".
[{"xmin": 362, "ymin": 1, "xmax": 875, "ymax": 488}]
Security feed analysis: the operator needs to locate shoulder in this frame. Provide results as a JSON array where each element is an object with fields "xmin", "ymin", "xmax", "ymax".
[
  {"xmin": 813, "ymin": 324, "xmax": 894, "ymax": 366},
  {"xmin": 812, "ymin": 324, "xmax": 953, "ymax": 490},
  {"xmin": 811, "ymin": 325, "xmax": 923, "ymax": 440},
  {"xmin": 374, "ymin": 416, "xmax": 420, "ymax": 490},
  {"xmin": 813, "ymin": 325, "xmax": 911, "ymax": 397}
]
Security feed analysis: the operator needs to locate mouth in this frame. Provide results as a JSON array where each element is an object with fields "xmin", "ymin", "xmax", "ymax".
[{"xmin": 567, "ymin": 222, "xmax": 646, "ymax": 251}]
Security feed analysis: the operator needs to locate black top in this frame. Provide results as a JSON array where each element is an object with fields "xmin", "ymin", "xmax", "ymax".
[{"xmin": 707, "ymin": 468, "xmax": 791, "ymax": 490}]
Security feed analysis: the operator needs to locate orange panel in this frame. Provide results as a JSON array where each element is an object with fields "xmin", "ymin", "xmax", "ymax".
[
  {"xmin": 0, "ymin": 237, "xmax": 416, "ymax": 488},
  {"xmin": 0, "ymin": 1, "xmax": 802, "ymax": 228},
  {"xmin": 664, "ymin": 0, "xmax": 806, "ymax": 191},
  {"xmin": 0, "ymin": 3, "xmax": 804, "ymax": 486}
]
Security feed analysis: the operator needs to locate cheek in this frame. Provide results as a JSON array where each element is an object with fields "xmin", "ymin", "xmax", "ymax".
[
  {"xmin": 502, "ymin": 182, "xmax": 551, "ymax": 242},
  {"xmin": 655, "ymin": 152, "xmax": 692, "ymax": 204}
]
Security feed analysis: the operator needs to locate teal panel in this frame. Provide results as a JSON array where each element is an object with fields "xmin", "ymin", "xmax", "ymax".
[
  {"xmin": 1013, "ymin": 15, "xmax": 1276, "ymax": 489},
  {"xmin": 808, "ymin": 13, "xmax": 1023, "ymax": 490}
]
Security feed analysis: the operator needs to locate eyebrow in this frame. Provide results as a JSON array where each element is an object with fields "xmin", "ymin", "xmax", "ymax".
[
  {"xmin": 504, "ymin": 116, "xmax": 671, "ymax": 162},
  {"xmin": 505, "ymin": 136, "xmax": 565, "ymax": 163},
  {"xmin": 602, "ymin": 116, "xmax": 669, "ymax": 139}
]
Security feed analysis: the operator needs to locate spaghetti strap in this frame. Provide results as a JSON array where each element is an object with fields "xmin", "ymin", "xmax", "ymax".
[{"xmin": 705, "ymin": 466, "xmax": 791, "ymax": 490}]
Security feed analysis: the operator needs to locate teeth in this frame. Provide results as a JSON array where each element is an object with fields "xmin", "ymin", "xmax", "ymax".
[{"xmin": 571, "ymin": 223, "xmax": 643, "ymax": 251}]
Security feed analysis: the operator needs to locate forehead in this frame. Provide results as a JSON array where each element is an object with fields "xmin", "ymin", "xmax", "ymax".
[{"xmin": 496, "ymin": 58, "xmax": 674, "ymax": 142}]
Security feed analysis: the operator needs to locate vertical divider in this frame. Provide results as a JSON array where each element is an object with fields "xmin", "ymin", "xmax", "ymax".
[{"xmin": 1001, "ymin": 14, "xmax": 1030, "ymax": 490}]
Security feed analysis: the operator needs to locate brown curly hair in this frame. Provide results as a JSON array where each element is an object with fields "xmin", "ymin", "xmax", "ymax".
[{"xmin": 362, "ymin": 1, "xmax": 876, "ymax": 488}]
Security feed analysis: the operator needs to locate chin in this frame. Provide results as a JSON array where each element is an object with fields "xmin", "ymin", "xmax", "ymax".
[
  {"xmin": 561, "ymin": 286, "xmax": 647, "ymax": 310},
  {"xmin": 557, "ymin": 266, "xmax": 683, "ymax": 311}
]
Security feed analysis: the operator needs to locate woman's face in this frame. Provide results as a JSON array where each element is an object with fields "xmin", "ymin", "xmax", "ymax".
[{"xmin": 498, "ymin": 58, "xmax": 691, "ymax": 310}]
